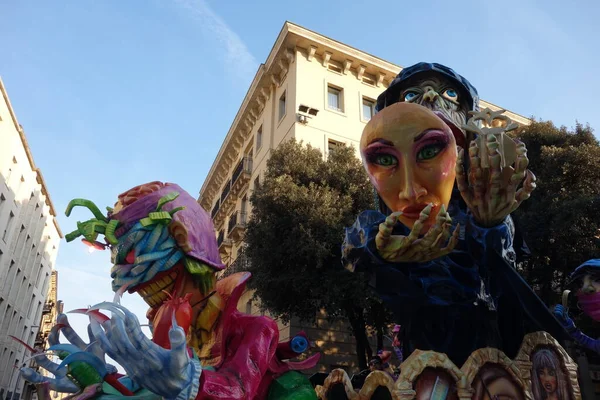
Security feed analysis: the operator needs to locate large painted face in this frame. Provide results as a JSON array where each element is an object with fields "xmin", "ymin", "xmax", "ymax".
[
  {"xmin": 400, "ymin": 76, "xmax": 470, "ymax": 149},
  {"xmin": 360, "ymin": 102, "xmax": 457, "ymax": 230}
]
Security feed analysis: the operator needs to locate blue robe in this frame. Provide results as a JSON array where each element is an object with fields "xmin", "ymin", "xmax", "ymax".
[{"xmin": 342, "ymin": 198, "xmax": 569, "ymax": 365}]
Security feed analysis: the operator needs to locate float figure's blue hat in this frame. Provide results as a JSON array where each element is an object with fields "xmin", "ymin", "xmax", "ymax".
[
  {"xmin": 376, "ymin": 62, "xmax": 480, "ymax": 114},
  {"xmin": 568, "ymin": 259, "xmax": 600, "ymax": 286}
]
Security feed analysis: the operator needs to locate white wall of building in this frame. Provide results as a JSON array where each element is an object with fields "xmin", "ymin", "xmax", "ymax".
[{"xmin": 0, "ymin": 78, "xmax": 62, "ymax": 399}]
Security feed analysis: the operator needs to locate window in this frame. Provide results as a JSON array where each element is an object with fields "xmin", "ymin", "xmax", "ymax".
[
  {"xmin": 256, "ymin": 125, "xmax": 263, "ymax": 150},
  {"xmin": 362, "ymin": 97, "xmax": 375, "ymax": 121},
  {"xmin": 253, "ymin": 176, "xmax": 260, "ymax": 191},
  {"xmin": 327, "ymin": 85, "xmax": 343, "ymax": 112},
  {"xmin": 278, "ymin": 91, "xmax": 286, "ymax": 121},
  {"xmin": 2, "ymin": 211, "xmax": 14, "ymax": 242},
  {"xmin": 328, "ymin": 139, "xmax": 344, "ymax": 156}
]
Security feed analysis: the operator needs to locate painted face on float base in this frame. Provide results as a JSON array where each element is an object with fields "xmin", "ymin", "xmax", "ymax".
[
  {"xmin": 360, "ymin": 102, "xmax": 458, "ymax": 231},
  {"xmin": 538, "ymin": 368, "xmax": 558, "ymax": 395}
]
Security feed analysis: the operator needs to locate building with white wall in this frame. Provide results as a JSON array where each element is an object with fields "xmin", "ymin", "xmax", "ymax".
[
  {"xmin": 198, "ymin": 22, "xmax": 530, "ymax": 373},
  {"xmin": 0, "ymin": 78, "xmax": 62, "ymax": 400}
]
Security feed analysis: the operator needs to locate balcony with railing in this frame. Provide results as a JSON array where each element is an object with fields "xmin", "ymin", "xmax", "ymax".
[
  {"xmin": 221, "ymin": 247, "xmax": 251, "ymax": 279},
  {"xmin": 232, "ymin": 157, "xmax": 253, "ymax": 189},
  {"xmin": 42, "ymin": 301, "xmax": 53, "ymax": 315},
  {"xmin": 228, "ymin": 211, "xmax": 247, "ymax": 240},
  {"xmin": 211, "ymin": 199, "xmax": 220, "ymax": 219},
  {"xmin": 220, "ymin": 180, "xmax": 232, "ymax": 203},
  {"xmin": 217, "ymin": 230, "xmax": 232, "ymax": 254},
  {"xmin": 213, "ymin": 157, "xmax": 253, "ymax": 226},
  {"xmin": 34, "ymin": 332, "xmax": 46, "ymax": 347}
]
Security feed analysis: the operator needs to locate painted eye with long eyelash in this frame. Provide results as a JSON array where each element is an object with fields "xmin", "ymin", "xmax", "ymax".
[
  {"xmin": 367, "ymin": 153, "xmax": 398, "ymax": 167},
  {"xmin": 416, "ymin": 144, "xmax": 445, "ymax": 161},
  {"xmin": 374, "ymin": 154, "xmax": 397, "ymax": 167}
]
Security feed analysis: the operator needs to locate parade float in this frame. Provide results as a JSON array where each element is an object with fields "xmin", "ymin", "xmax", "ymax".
[{"xmin": 15, "ymin": 63, "xmax": 583, "ymax": 400}]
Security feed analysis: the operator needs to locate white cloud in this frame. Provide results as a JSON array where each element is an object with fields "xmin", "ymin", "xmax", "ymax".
[{"xmin": 172, "ymin": 0, "xmax": 258, "ymax": 82}]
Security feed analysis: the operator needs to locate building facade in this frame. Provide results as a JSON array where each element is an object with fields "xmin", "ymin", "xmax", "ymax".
[
  {"xmin": 197, "ymin": 22, "xmax": 530, "ymax": 373},
  {"xmin": 0, "ymin": 78, "xmax": 62, "ymax": 400}
]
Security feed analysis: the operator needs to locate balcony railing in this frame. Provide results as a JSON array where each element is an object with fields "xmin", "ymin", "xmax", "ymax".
[
  {"xmin": 228, "ymin": 211, "xmax": 247, "ymax": 232},
  {"xmin": 232, "ymin": 157, "xmax": 253, "ymax": 186},
  {"xmin": 217, "ymin": 230, "xmax": 232, "ymax": 252},
  {"xmin": 34, "ymin": 332, "xmax": 45, "ymax": 347},
  {"xmin": 222, "ymin": 248, "xmax": 251, "ymax": 278},
  {"xmin": 211, "ymin": 200, "xmax": 220, "ymax": 219},
  {"xmin": 213, "ymin": 157, "xmax": 252, "ymax": 226},
  {"xmin": 220, "ymin": 180, "xmax": 232, "ymax": 203},
  {"xmin": 42, "ymin": 302, "xmax": 53, "ymax": 315}
]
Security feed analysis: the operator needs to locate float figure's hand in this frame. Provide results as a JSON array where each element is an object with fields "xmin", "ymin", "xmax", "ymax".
[
  {"xmin": 20, "ymin": 362, "xmax": 80, "ymax": 394},
  {"xmin": 553, "ymin": 304, "xmax": 577, "ymax": 333},
  {"xmin": 88, "ymin": 302, "xmax": 201, "ymax": 400},
  {"xmin": 18, "ymin": 313, "xmax": 118, "ymax": 396},
  {"xmin": 375, "ymin": 204, "xmax": 459, "ymax": 263},
  {"xmin": 456, "ymin": 137, "xmax": 536, "ymax": 227}
]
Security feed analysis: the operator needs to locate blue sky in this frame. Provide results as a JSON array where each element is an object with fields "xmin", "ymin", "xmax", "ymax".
[{"xmin": 1, "ymin": 0, "xmax": 599, "ymax": 355}]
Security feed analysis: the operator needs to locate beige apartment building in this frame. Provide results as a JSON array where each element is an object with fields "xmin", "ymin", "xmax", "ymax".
[
  {"xmin": 198, "ymin": 22, "xmax": 530, "ymax": 373},
  {"xmin": 0, "ymin": 78, "xmax": 62, "ymax": 400}
]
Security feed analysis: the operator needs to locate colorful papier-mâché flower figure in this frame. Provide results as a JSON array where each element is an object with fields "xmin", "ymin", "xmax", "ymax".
[{"xmin": 20, "ymin": 182, "xmax": 320, "ymax": 400}]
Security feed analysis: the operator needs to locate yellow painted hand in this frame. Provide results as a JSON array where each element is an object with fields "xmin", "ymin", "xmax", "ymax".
[{"xmin": 375, "ymin": 204, "xmax": 460, "ymax": 263}]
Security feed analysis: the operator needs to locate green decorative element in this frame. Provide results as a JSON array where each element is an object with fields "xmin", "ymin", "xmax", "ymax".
[
  {"xmin": 65, "ymin": 199, "xmax": 109, "ymax": 222},
  {"xmin": 169, "ymin": 206, "xmax": 186, "ymax": 215},
  {"xmin": 66, "ymin": 219, "xmax": 109, "ymax": 243},
  {"xmin": 56, "ymin": 350, "xmax": 103, "ymax": 390},
  {"xmin": 184, "ymin": 258, "xmax": 216, "ymax": 295},
  {"xmin": 139, "ymin": 217, "xmax": 154, "ymax": 227},
  {"xmin": 267, "ymin": 371, "xmax": 318, "ymax": 400},
  {"xmin": 64, "ymin": 198, "xmax": 122, "ymax": 245},
  {"xmin": 140, "ymin": 211, "xmax": 172, "ymax": 227},
  {"xmin": 149, "ymin": 211, "xmax": 172, "ymax": 222},
  {"xmin": 104, "ymin": 219, "xmax": 120, "ymax": 245},
  {"xmin": 64, "ymin": 191, "xmax": 185, "ymax": 247},
  {"xmin": 137, "ymin": 192, "xmax": 185, "ymax": 227},
  {"xmin": 156, "ymin": 192, "xmax": 180, "ymax": 212},
  {"xmin": 66, "ymin": 362, "xmax": 103, "ymax": 389}
]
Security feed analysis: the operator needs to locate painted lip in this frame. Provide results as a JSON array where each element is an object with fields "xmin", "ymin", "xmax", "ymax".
[
  {"xmin": 544, "ymin": 384, "xmax": 554, "ymax": 392},
  {"xmin": 401, "ymin": 204, "xmax": 431, "ymax": 219}
]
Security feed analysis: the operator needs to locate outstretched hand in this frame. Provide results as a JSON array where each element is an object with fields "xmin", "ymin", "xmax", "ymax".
[
  {"xmin": 18, "ymin": 313, "xmax": 118, "ymax": 396},
  {"xmin": 375, "ymin": 204, "xmax": 459, "ymax": 263},
  {"xmin": 88, "ymin": 302, "xmax": 201, "ymax": 400},
  {"xmin": 456, "ymin": 136, "xmax": 536, "ymax": 227}
]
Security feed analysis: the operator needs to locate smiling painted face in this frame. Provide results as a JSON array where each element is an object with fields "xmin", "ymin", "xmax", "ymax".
[{"xmin": 360, "ymin": 102, "xmax": 458, "ymax": 230}]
